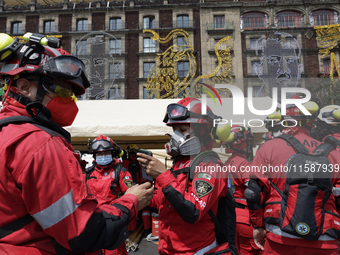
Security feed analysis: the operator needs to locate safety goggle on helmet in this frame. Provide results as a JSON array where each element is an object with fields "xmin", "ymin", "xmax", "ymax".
[
  {"xmin": 163, "ymin": 98, "xmax": 215, "ymax": 126},
  {"xmin": 0, "ymin": 33, "xmax": 90, "ymax": 96},
  {"xmin": 89, "ymin": 135, "xmax": 124, "ymax": 158},
  {"xmin": 43, "ymin": 55, "xmax": 90, "ymax": 96}
]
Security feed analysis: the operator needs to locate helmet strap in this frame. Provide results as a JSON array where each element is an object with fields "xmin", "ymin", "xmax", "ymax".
[{"xmin": 35, "ymin": 76, "xmax": 48, "ymax": 103}]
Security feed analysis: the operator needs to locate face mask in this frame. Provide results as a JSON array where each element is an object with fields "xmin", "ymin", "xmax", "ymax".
[
  {"xmin": 96, "ymin": 154, "xmax": 113, "ymax": 166},
  {"xmin": 165, "ymin": 129, "xmax": 201, "ymax": 157},
  {"xmin": 45, "ymin": 96, "xmax": 79, "ymax": 127}
]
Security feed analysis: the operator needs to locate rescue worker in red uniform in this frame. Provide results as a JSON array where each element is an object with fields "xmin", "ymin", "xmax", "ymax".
[
  {"xmin": 137, "ymin": 98, "xmax": 234, "ymax": 255},
  {"xmin": 224, "ymin": 126, "xmax": 262, "ymax": 255},
  {"xmin": 245, "ymin": 99, "xmax": 340, "ymax": 255},
  {"xmin": 312, "ymin": 105, "xmax": 340, "ymax": 143},
  {"xmin": 122, "ymin": 144, "xmax": 153, "ymax": 236},
  {"xmin": 0, "ymin": 32, "xmax": 153, "ymax": 254},
  {"xmin": 85, "ymin": 135, "xmax": 134, "ymax": 255}
]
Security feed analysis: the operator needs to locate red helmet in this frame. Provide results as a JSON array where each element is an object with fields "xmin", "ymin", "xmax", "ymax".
[
  {"xmin": 90, "ymin": 135, "xmax": 124, "ymax": 158},
  {"xmin": 224, "ymin": 125, "xmax": 254, "ymax": 153},
  {"xmin": 283, "ymin": 95, "xmax": 319, "ymax": 125},
  {"xmin": 163, "ymin": 97, "xmax": 215, "ymax": 127},
  {"xmin": 0, "ymin": 33, "xmax": 90, "ymax": 96}
]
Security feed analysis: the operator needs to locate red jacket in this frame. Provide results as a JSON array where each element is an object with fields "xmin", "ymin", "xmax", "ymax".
[
  {"xmin": 226, "ymin": 153, "xmax": 252, "ymax": 224},
  {"xmin": 250, "ymin": 127, "xmax": 340, "ymax": 249},
  {"xmin": 0, "ymin": 102, "xmax": 138, "ymax": 254},
  {"xmin": 86, "ymin": 161, "xmax": 132, "ymax": 206},
  {"xmin": 149, "ymin": 154, "xmax": 228, "ymax": 255}
]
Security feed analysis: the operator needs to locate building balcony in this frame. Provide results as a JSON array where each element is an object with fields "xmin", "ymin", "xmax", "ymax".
[{"xmin": 206, "ymin": 22, "xmax": 234, "ymax": 34}]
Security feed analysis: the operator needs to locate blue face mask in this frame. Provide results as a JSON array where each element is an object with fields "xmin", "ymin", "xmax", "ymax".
[{"xmin": 96, "ymin": 154, "xmax": 113, "ymax": 166}]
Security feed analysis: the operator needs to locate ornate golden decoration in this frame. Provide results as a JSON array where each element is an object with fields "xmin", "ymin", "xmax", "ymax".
[
  {"xmin": 315, "ymin": 24, "xmax": 340, "ymax": 57},
  {"xmin": 315, "ymin": 24, "xmax": 340, "ymax": 104},
  {"xmin": 144, "ymin": 29, "xmax": 233, "ymax": 99}
]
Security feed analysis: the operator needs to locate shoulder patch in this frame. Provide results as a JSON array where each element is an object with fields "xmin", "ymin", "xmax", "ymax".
[
  {"xmin": 124, "ymin": 180, "xmax": 133, "ymax": 188},
  {"xmin": 194, "ymin": 180, "xmax": 213, "ymax": 198}
]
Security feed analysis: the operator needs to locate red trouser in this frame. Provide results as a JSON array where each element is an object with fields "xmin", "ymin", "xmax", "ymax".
[
  {"xmin": 263, "ymin": 238, "xmax": 338, "ymax": 255},
  {"xmin": 235, "ymin": 222, "xmax": 262, "ymax": 255}
]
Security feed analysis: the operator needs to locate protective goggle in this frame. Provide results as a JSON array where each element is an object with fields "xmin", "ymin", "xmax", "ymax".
[
  {"xmin": 43, "ymin": 55, "xmax": 90, "ymax": 94},
  {"xmin": 91, "ymin": 139, "xmax": 114, "ymax": 151},
  {"xmin": 44, "ymin": 55, "xmax": 86, "ymax": 79},
  {"xmin": 163, "ymin": 103, "xmax": 205, "ymax": 123}
]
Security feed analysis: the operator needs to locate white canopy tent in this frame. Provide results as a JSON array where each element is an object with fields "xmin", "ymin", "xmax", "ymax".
[
  {"xmin": 1, "ymin": 97, "xmax": 274, "ymax": 165},
  {"xmin": 63, "ymin": 97, "xmax": 273, "ymax": 151}
]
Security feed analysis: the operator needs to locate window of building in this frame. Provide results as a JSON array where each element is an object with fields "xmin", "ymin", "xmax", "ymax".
[
  {"xmin": 77, "ymin": 19, "xmax": 88, "ymax": 31},
  {"xmin": 178, "ymin": 86, "xmax": 190, "ymax": 98},
  {"xmin": 284, "ymin": 37, "xmax": 297, "ymax": 49},
  {"xmin": 251, "ymin": 61, "xmax": 262, "ymax": 75},
  {"xmin": 311, "ymin": 10, "xmax": 338, "ymax": 26},
  {"xmin": 44, "ymin": 20, "xmax": 55, "ymax": 33},
  {"xmin": 177, "ymin": 36, "xmax": 187, "ymax": 47},
  {"xmin": 110, "ymin": 39, "xmax": 121, "ymax": 54},
  {"xmin": 214, "ymin": 39, "xmax": 228, "ymax": 50},
  {"xmin": 110, "ymin": 17, "xmax": 121, "ymax": 30},
  {"xmin": 143, "ymin": 87, "xmax": 156, "ymax": 99},
  {"xmin": 276, "ymin": 11, "xmax": 302, "ymax": 27},
  {"xmin": 143, "ymin": 37, "xmax": 156, "ymax": 53},
  {"xmin": 214, "ymin": 15, "xmax": 225, "ymax": 29},
  {"xmin": 109, "ymin": 63, "xmax": 122, "ymax": 79},
  {"xmin": 252, "ymin": 86, "xmax": 264, "ymax": 97},
  {"xmin": 76, "ymin": 40, "xmax": 87, "ymax": 56},
  {"xmin": 250, "ymin": 38, "xmax": 260, "ymax": 50},
  {"xmin": 108, "ymin": 87, "xmax": 121, "ymax": 99},
  {"xmin": 143, "ymin": 16, "xmax": 155, "ymax": 29},
  {"xmin": 143, "ymin": 62, "xmax": 155, "ymax": 78},
  {"xmin": 323, "ymin": 58, "xmax": 331, "ymax": 73},
  {"xmin": 177, "ymin": 61, "xmax": 189, "ymax": 77},
  {"xmin": 177, "ymin": 15, "xmax": 189, "ymax": 28},
  {"xmin": 241, "ymin": 12, "xmax": 267, "ymax": 29},
  {"xmin": 11, "ymin": 21, "xmax": 22, "ymax": 35}
]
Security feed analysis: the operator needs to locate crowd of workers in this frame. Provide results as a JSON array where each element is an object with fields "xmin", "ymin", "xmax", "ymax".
[{"xmin": 2, "ymin": 32, "xmax": 340, "ymax": 255}]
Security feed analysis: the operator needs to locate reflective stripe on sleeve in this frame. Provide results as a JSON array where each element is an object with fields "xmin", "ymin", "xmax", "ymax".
[{"xmin": 32, "ymin": 189, "xmax": 80, "ymax": 229}]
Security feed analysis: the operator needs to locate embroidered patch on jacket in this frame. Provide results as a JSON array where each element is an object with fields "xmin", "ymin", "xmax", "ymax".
[
  {"xmin": 123, "ymin": 176, "xmax": 130, "ymax": 181},
  {"xmin": 124, "ymin": 180, "xmax": 133, "ymax": 188},
  {"xmin": 194, "ymin": 180, "xmax": 213, "ymax": 198}
]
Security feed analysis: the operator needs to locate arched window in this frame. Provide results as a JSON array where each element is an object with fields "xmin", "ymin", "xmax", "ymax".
[
  {"xmin": 241, "ymin": 12, "xmax": 268, "ymax": 29},
  {"xmin": 276, "ymin": 11, "xmax": 302, "ymax": 27},
  {"xmin": 311, "ymin": 10, "xmax": 338, "ymax": 26}
]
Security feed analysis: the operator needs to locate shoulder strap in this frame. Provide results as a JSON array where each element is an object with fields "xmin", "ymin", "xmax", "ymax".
[
  {"xmin": 185, "ymin": 150, "xmax": 220, "ymax": 192},
  {"xmin": 0, "ymin": 214, "xmax": 34, "ymax": 239},
  {"xmin": 0, "ymin": 116, "xmax": 71, "ymax": 143},
  {"xmin": 85, "ymin": 164, "xmax": 96, "ymax": 182},
  {"xmin": 269, "ymin": 180, "xmax": 283, "ymax": 197},
  {"xmin": 114, "ymin": 163, "xmax": 123, "ymax": 186},
  {"xmin": 312, "ymin": 141, "xmax": 336, "ymax": 157},
  {"xmin": 276, "ymin": 134, "xmax": 310, "ymax": 154},
  {"xmin": 189, "ymin": 150, "xmax": 219, "ymax": 180}
]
